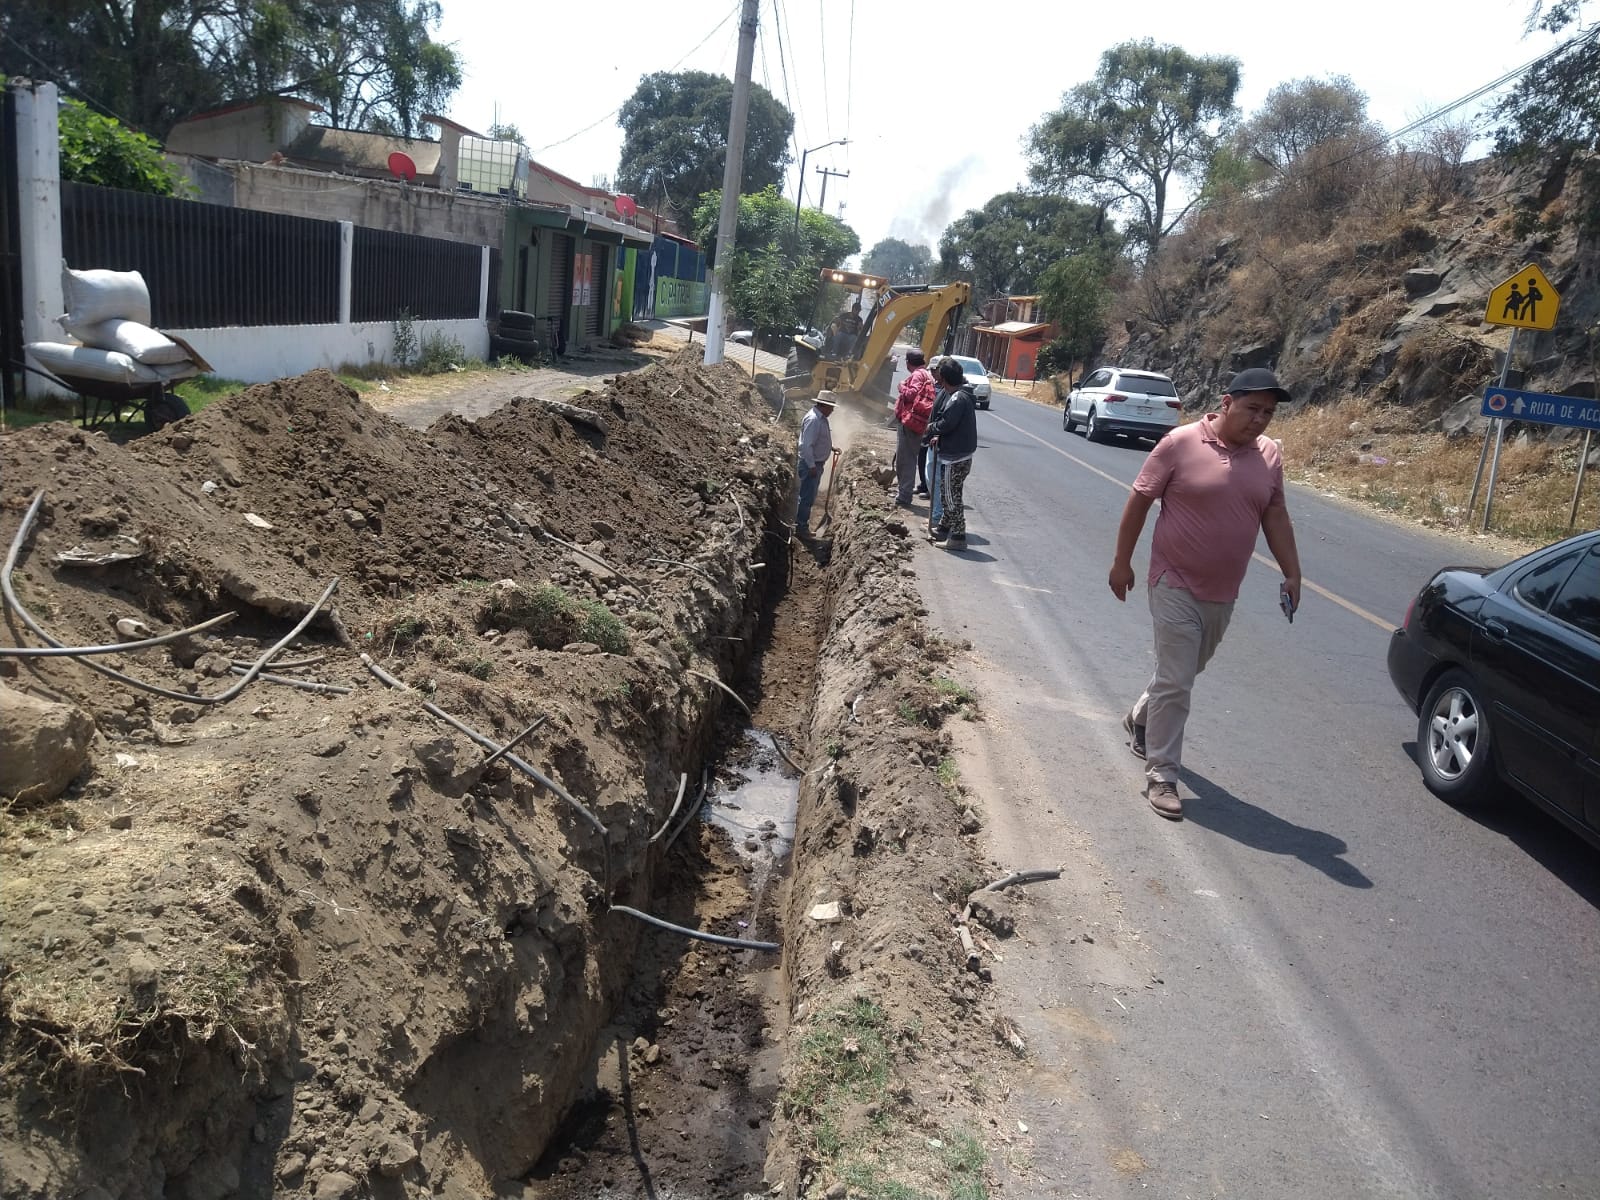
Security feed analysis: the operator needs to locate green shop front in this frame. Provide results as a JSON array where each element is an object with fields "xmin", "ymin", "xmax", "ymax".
[{"xmin": 499, "ymin": 205, "xmax": 653, "ymax": 351}]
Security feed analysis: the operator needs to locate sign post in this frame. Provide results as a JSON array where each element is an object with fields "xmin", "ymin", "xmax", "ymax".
[
  {"xmin": 1467, "ymin": 264, "xmax": 1562, "ymax": 531},
  {"xmin": 1571, "ymin": 431, "xmax": 1593, "ymax": 530}
]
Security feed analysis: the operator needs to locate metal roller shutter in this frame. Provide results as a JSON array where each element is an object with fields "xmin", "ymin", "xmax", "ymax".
[
  {"xmin": 548, "ymin": 235, "xmax": 572, "ymax": 340},
  {"xmin": 584, "ymin": 245, "xmax": 607, "ymax": 339}
]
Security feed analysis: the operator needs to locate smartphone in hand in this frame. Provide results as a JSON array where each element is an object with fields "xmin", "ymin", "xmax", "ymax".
[{"xmin": 1279, "ymin": 584, "xmax": 1296, "ymax": 624}]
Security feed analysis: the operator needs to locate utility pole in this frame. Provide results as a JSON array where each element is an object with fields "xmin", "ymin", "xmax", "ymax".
[
  {"xmin": 814, "ymin": 166, "xmax": 849, "ymax": 217},
  {"xmin": 792, "ymin": 138, "xmax": 848, "ymax": 238},
  {"xmin": 704, "ymin": 0, "xmax": 760, "ymax": 367}
]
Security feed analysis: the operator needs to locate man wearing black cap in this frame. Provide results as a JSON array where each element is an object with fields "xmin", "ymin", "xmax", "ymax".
[{"xmin": 1107, "ymin": 368, "xmax": 1303, "ymax": 821}]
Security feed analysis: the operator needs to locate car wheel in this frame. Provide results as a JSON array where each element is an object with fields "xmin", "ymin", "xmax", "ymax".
[
  {"xmin": 1416, "ymin": 669, "xmax": 1499, "ymax": 808},
  {"xmin": 1085, "ymin": 409, "xmax": 1108, "ymax": 443},
  {"xmin": 1063, "ymin": 405, "xmax": 1076, "ymax": 432}
]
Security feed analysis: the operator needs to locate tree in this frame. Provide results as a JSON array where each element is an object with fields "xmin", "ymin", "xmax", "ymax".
[
  {"xmin": 1492, "ymin": 5, "xmax": 1600, "ymax": 232},
  {"xmin": 1037, "ymin": 252, "xmax": 1116, "ymax": 374},
  {"xmin": 861, "ymin": 237, "xmax": 933, "ymax": 284},
  {"xmin": 269, "ymin": 2, "xmax": 462, "ymax": 137},
  {"xmin": 487, "ymin": 122, "xmax": 524, "ymax": 144},
  {"xmin": 936, "ymin": 191, "xmax": 1117, "ymax": 299},
  {"xmin": 1235, "ymin": 75, "xmax": 1379, "ymax": 175},
  {"xmin": 1027, "ymin": 40, "xmax": 1240, "ymax": 253},
  {"xmin": 691, "ymin": 185, "xmax": 860, "ymax": 336},
  {"xmin": 57, "ymin": 97, "xmax": 185, "ymax": 194},
  {"xmin": 0, "ymin": 1, "xmax": 462, "ymax": 139},
  {"xmin": 616, "ymin": 70, "xmax": 793, "ymax": 224}
]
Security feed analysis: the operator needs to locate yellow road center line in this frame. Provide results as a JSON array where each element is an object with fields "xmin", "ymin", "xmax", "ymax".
[{"xmin": 986, "ymin": 412, "xmax": 1396, "ymax": 632}]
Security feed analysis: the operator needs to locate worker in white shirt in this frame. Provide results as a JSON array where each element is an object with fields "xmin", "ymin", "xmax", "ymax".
[{"xmin": 794, "ymin": 395, "xmax": 836, "ymax": 538}]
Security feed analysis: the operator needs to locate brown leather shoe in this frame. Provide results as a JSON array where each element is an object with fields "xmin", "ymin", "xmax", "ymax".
[
  {"xmin": 1146, "ymin": 779, "xmax": 1183, "ymax": 821},
  {"xmin": 1122, "ymin": 710, "xmax": 1146, "ymax": 759}
]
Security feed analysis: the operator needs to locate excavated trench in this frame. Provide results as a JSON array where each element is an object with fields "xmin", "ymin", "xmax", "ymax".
[
  {"xmin": 0, "ymin": 365, "xmax": 1001, "ymax": 1200},
  {"xmin": 523, "ymin": 522, "xmax": 830, "ymax": 1199}
]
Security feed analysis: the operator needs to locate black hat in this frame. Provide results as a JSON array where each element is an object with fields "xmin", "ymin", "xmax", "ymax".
[{"xmin": 1225, "ymin": 368, "xmax": 1290, "ymax": 402}]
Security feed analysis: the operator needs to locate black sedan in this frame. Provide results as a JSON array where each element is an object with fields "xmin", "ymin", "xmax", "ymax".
[{"xmin": 1386, "ymin": 529, "xmax": 1600, "ymax": 846}]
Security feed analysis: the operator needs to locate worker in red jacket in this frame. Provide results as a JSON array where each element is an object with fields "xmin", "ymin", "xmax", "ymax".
[{"xmin": 893, "ymin": 349, "xmax": 935, "ymax": 506}]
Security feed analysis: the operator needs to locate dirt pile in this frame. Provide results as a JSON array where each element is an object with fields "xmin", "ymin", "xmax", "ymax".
[
  {"xmin": 760, "ymin": 463, "xmax": 1026, "ymax": 1199},
  {"xmin": 0, "ymin": 354, "xmax": 795, "ymax": 1198}
]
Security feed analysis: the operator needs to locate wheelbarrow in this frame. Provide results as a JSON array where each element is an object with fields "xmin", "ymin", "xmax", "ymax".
[
  {"xmin": 15, "ymin": 359, "xmax": 194, "ymax": 432},
  {"xmin": 15, "ymin": 331, "xmax": 211, "ymax": 433}
]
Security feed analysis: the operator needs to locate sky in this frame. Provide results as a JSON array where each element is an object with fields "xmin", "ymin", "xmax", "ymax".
[{"xmin": 434, "ymin": 0, "xmax": 1574, "ymax": 260}]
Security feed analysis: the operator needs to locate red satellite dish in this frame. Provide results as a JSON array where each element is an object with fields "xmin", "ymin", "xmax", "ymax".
[
  {"xmin": 388, "ymin": 151, "xmax": 417, "ymax": 182},
  {"xmin": 615, "ymin": 194, "xmax": 638, "ymax": 218}
]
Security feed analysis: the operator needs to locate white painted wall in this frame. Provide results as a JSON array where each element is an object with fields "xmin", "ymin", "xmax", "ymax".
[{"xmin": 169, "ymin": 318, "xmax": 489, "ymax": 383}]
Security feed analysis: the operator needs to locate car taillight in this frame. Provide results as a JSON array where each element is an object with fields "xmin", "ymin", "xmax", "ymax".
[
  {"xmin": 1164, "ymin": 400, "xmax": 1181, "ymax": 408},
  {"xmin": 1105, "ymin": 393, "xmax": 1127, "ymax": 403},
  {"xmin": 1402, "ymin": 594, "xmax": 1417, "ymax": 629}
]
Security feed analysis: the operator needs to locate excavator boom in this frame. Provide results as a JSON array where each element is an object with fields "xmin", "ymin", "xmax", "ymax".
[{"xmin": 784, "ymin": 272, "xmax": 971, "ymax": 400}]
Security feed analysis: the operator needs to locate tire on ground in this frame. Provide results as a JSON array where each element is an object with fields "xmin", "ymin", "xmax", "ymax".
[
  {"xmin": 145, "ymin": 390, "xmax": 189, "ymax": 433},
  {"xmin": 497, "ymin": 310, "xmax": 537, "ymax": 333}
]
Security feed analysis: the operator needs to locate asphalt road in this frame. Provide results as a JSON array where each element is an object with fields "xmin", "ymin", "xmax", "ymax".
[{"xmin": 907, "ymin": 388, "xmax": 1600, "ymax": 1198}]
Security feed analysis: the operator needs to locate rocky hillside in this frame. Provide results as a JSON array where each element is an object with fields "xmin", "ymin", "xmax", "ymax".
[{"xmin": 1110, "ymin": 151, "xmax": 1599, "ymax": 441}]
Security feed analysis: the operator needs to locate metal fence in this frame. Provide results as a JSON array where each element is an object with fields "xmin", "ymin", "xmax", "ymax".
[
  {"xmin": 60, "ymin": 183, "xmax": 491, "ymax": 329},
  {"xmin": 61, "ymin": 182, "xmax": 341, "ymax": 328},
  {"xmin": 351, "ymin": 226, "xmax": 484, "ymax": 322}
]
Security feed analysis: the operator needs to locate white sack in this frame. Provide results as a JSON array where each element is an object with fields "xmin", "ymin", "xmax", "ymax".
[
  {"xmin": 60, "ymin": 265, "xmax": 152, "ymax": 328},
  {"xmin": 27, "ymin": 342, "xmax": 162, "ymax": 385},
  {"xmin": 64, "ymin": 318, "xmax": 189, "ymax": 365}
]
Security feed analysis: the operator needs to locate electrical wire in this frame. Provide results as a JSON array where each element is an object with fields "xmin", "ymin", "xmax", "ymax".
[
  {"xmin": 773, "ymin": 0, "xmax": 809, "ymax": 150},
  {"xmin": 1296, "ymin": 25, "xmax": 1599, "ymax": 178},
  {"xmin": 529, "ymin": 0, "xmax": 743, "ymax": 155},
  {"xmin": 0, "ymin": 30, "xmax": 157, "ymax": 140},
  {"xmin": 817, "ymin": 0, "xmax": 832, "ymax": 133},
  {"xmin": 845, "ymin": 0, "xmax": 855, "ymax": 137}
]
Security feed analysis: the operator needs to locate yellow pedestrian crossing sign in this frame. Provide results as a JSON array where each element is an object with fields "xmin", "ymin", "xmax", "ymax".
[{"xmin": 1485, "ymin": 263, "xmax": 1559, "ymax": 331}]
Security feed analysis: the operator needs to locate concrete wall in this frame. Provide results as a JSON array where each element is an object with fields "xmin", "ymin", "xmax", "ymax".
[
  {"xmin": 225, "ymin": 162, "xmax": 506, "ymax": 246},
  {"xmin": 165, "ymin": 101, "xmax": 317, "ymax": 163},
  {"xmin": 169, "ymin": 318, "xmax": 489, "ymax": 384}
]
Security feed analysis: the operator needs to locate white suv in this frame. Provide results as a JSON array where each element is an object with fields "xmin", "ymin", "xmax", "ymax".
[{"xmin": 1063, "ymin": 367, "xmax": 1181, "ymax": 442}]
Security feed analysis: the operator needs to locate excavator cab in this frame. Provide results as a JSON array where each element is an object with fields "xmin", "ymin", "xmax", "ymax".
[{"xmin": 784, "ymin": 269, "xmax": 970, "ymax": 401}]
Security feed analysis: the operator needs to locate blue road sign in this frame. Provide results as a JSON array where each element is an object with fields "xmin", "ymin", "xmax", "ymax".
[{"xmin": 1481, "ymin": 386, "xmax": 1600, "ymax": 432}]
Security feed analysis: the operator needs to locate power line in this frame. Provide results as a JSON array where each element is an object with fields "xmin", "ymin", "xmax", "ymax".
[
  {"xmin": 0, "ymin": 30, "xmax": 155, "ymax": 140},
  {"xmin": 763, "ymin": 1, "xmax": 803, "ymax": 182},
  {"xmin": 845, "ymin": 0, "xmax": 855, "ymax": 136},
  {"xmin": 1310, "ymin": 26, "xmax": 1599, "ymax": 174},
  {"xmin": 817, "ymin": 0, "xmax": 832, "ymax": 132},
  {"xmin": 530, "ymin": 0, "xmax": 742, "ymax": 155},
  {"xmin": 773, "ymin": 0, "xmax": 809, "ymax": 150}
]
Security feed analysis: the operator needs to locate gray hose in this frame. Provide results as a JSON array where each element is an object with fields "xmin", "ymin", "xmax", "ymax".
[
  {"xmin": 687, "ymin": 669, "xmax": 752, "ymax": 719},
  {"xmin": 226, "ymin": 665, "xmax": 352, "ymax": 695},
  {"xmin": 609, "ymin": 904, "xmax": 778, "ymax": 952},
  {"xmin": 648, "ymin": 772, "xmax": 688, "ymax": 844},
  {"xmin": 359, "ymin": 654, "xmax": 606, "ymax": 840},
  {"xmin": 0, "ymin": 611, "xmax": 238, "ymax": 657},
  {"xmin": 5, "ymin": 491, "xmax": 337, "ymax": 705}
]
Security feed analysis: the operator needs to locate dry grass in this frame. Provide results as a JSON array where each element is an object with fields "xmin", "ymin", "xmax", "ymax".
[{"xmin": 1273, "ymin": 398, "xmax": 1597, "ymax": 545}]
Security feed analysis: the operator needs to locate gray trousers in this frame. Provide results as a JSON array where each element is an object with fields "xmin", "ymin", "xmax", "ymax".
[
  {"xmin": 1130, "ymin": 578, "xmax": 1235, "ymax": 784},
  {"xmin": 895, "ymin": 424, "xmax": 922, "ymax": 502}
]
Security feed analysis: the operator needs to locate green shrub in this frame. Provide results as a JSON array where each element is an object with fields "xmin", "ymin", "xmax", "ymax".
[
  {"xmin": 417, "ymin": 329, "xmax": 467, "ymax": 374},
  {"xmin": 483, "ymin": 583, "xmax": 629, "ymax": 654}
]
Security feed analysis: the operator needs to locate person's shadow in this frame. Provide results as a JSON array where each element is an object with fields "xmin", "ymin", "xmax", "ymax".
[{"xmin": 1180, "ymin": 769, "xmax": 1373, "ymax": 888}]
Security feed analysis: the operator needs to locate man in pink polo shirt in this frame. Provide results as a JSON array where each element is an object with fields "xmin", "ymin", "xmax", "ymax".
[{"xmin": 1107, "ymin": 368, "xmax": 1303, "ymax": 821}]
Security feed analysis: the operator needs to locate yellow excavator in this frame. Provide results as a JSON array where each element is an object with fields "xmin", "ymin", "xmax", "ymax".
[{"xmin": 783, "ymin": 269, "xmax": 971, "ymax": 399}]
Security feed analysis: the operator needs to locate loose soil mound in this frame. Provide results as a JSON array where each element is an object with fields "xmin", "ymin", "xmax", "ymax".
[{"xmin": 0, "ymin": 355, "xmax": 793, "ymax": 1199}]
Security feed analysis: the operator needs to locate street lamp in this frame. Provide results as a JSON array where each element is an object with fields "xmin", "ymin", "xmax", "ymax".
[{"xmin": 794, "ymin": 137, "xmax": 848, "ymax": 236}]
